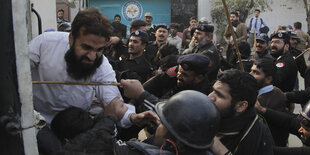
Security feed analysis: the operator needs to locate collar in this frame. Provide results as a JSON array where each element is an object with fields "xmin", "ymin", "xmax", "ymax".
[
  {"xmin": 258, "ymin": 85, "xmax": 274, "ymax": 96},
  {"xmin": 198, "ymin": 42, "xmax": 214, "ymax": 52},
  {"xmin": 128, "ymin": 55, "xmax": 145, "ymax": 64}
]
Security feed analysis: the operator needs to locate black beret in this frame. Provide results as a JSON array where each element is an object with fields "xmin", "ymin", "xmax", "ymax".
[
  {"xmin": 155, "ymin": 24, "xmax": 169, "ymax": 31},
  {"xmin": 130, "ymin": 30, "xmax": 149, "ymax": 43},
  {"xmin": 194, "ymin": 24, "xmax": 214, "ymax": 33},
  {"xmin": 130, "ymin": 19, "xmax": 147, "ymax": 27},
  {"xmin": 177, "ymin": 53, "xmax": 210, "ymax": 74},
  {"xmin": 289, "ymin": 31, "xmax": 301, "ymax": 42},
  {"xmin": 270, "ymin": 30, "xmax": 290, "ymax": 43},
  {"xmin": 256, "ymin": 33, "xmax": 269, "ymax": 42}
]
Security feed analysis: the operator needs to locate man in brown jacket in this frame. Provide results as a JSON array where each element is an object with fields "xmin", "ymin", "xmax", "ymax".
[
  {"xmin": 293, "ymin": 22, "xmax": 310, "ymax": 50},
  {"xmin": 224, "ymin": 12, "xmax": 248, "ymax": 45}
]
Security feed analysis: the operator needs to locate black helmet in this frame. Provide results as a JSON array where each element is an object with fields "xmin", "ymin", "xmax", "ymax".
[{"xmin": 155, "ymin": 90, "xmax": 220, "ymax": 149}]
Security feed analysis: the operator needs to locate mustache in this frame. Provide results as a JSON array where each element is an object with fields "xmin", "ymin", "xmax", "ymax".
[{"xmin": 271, "ymin": 46, "xmax": 278, "ymax": 50}]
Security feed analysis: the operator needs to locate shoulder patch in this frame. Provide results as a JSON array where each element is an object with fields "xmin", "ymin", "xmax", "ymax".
[
  {"xmin": 167, "ymin": 66, "xmax": 177, "ymax": 77},
  {"xmin": 276, "ymin": 62, "xmax": 285, "ymax": 68}
]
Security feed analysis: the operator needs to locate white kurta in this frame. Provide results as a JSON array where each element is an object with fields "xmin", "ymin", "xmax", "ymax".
[{"xmin": 28, "ymin": 32, "xmax": 134, "ymax": 127}]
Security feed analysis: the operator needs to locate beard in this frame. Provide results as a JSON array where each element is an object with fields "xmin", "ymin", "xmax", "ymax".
[
  {"xmin": 65, "ymin": 44, "xmax": 103, "ymax": 80},
  {"xmin": 270, "ymin": 46, "xmax": 284, "ymax": 58}
]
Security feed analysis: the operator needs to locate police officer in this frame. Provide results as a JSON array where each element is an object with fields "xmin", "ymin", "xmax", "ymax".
[
  {"xmin": 116, "ymin": 88, "xmax": 221, "ymax": 154},
  {"xmin": 192, "ymin": 24, "xmax": 220, "ymax": 83},
  {"xmin": 270, "ymin": 30, "xmax": 298, "ymax": 92},
  {"xmin": 143, "ymin": 53, "xmax": 212, "ymax": 100},
  {"xmin": 289, "ymin": 31, "xmax": 307, "ymax": 78},
  {"xmin": 117, "ymin": 30, "xmax": 153, "ymax": 83},
  {"xmin": 255, "ymin": 33, "xmax": 273, "ymax": 60}
]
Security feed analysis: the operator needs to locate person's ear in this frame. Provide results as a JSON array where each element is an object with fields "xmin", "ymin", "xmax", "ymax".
[
  {"xmin": 194, "ymin": 74, "xmax": 204, "ymax": 84},
  {"xmin": 234, "ymin": 101, "xmax": 248, "ymax": 115}
]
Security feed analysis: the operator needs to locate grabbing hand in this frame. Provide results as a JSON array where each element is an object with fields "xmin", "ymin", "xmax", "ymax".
[
  {"xmin": 130, "ymin": 110, "xmax": 160, "ymax": 127},
  {"xmin": 120, "ymin": 79, "xmax": 145, "ymax": 100}
]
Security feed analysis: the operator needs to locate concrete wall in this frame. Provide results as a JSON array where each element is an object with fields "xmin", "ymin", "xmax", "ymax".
[{"xmin": 30, "ymin": 0, "xmax": 57, "ymax": 38}]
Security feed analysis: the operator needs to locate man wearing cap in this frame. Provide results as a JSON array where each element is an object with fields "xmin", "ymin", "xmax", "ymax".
[
  {"xmin": 192, "ymin": 24, "xmax": 220, "ymax": 83},
  {"xmin": 289, "ymin": 31, "xmax": 307, "ymax": 78},
  {"xmin": 255, "ymin": 33, "xmax": 273, "ymax": 60},
  {"xmin": 270, "ymin": 30, "xmax": 298, "ymax": 92},
  {"xmin": 255, "ymin": 101, "xmax": 310, "ymax": 153},
  {"xmin": 117, "ymin": 30, "xmax": 153, "ymax": 83},
  {"xmin": 145, "ymin": 24, "xmax": 170, "ymax": 66},
  {"xmin": 144, "ymin": 12, "xmax": 156, "ymax": 42}
]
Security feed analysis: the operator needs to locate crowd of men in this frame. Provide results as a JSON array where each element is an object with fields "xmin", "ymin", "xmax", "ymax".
[{"xmin": 30, "ymin": 7, "xmax": 310, "ymax": 155}]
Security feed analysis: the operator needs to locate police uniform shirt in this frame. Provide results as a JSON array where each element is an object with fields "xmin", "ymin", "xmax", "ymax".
[
  {"xmin": 274, "ymin": 51, "xmax": 298, "ymax": 92},
  {"xmin": 118, "ymin": 54, "xmax": 153, "ymax": 83}
]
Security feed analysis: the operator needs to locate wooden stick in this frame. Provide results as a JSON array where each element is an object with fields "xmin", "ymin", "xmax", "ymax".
[
  {"xmin": 253, "ymin": 28, "xmax": 257, "ymax": 59},
  {"xmin": 221, "ymin": 0, "xmax": 245, "ymax": 71},
  {"xmin": 32, "ymin": 81, "xmax": 121, "ymax": 86},
  {"xmin": 294, "ymin": 48, "xmax": 310, "ymax": 60}
]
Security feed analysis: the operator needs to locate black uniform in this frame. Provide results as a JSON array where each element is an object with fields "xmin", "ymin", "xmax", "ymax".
[
  {"xmin": 234, "ymin": 59, "xmax": 253, "ymax": 73},
  {"xmin": 117, "ymin": 54, "xmax": 153, "ymax": 83},
  {"xmin": 290, "ymin": 48, "xmax": 307, "ymax": 78},
  {"xmin": 274, "ymin": 51, "xmax": 298, "ymax": 92},
  {"xmin": 286, "ymin": 87, "xmax": 310, "ymax": 106},
  {"xmin": 146, "ymin": 25, "xmax": 156, "ymax": 42},
  {"xmin": 194, "ymin": 42, "xmax": 220, "ymax": 83}
]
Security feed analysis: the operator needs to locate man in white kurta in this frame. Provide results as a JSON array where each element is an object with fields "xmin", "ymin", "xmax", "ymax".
[{"xmin": 29, "ymin": 31, "xmax": 135, "ymax": 128}]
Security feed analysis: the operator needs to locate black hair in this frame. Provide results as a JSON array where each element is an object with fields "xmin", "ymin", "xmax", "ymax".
[
  {"xmin": 170, "ymin": 23, "xmax": 179, "ymax": 30},
  {"xmin": 51, "ymin": 107, "xmax": 94, "ymax": 142},
  {"xmin": 190, "ymin": 16, "xmax": 197, "ymax": 21},
  {"xmin": 57, "ymin": 9, "xmax": 64, "ymax": 13},
  {"xmin": 114, "ymin": 14, "xmax": 121, "ymax": 19},
  {"xmin": 158, "ymin": 44, "xmax": 178, "ymax": 58},
  {"xmin": 294, "ymin": 22, "xmax": 302, "ymax": 29},
  {"xmin": 71, "ymin": 7, "xmax": 111, "ymax": 41},
  {"xmin": 238, "ymin": 41, "xmax": 251, "ymax": 59},
  {"xmin": 230, "ymin": 11, "xmax": 239, "ymax": 17},
  {"xmin": 253, "ymin": 58, "xmax": 277, "ymax": 83},
  {"xmin": 218, "ymin": 69, "xmax": 258, "ymax": 108},
  {"xmin": 255, "ymin": 9, "xmax": 261, "ymax": 12}
]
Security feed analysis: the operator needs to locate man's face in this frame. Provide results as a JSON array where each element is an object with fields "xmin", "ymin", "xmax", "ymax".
[
  {"xmin": 170, "ymin": 27, "xmax": 178, "ymax": 35},
  {"xmin": 66, "ymin": 32, "xmax": 107, "ymax": 80},
  {"xmin": 256, "ymin": 40, "xmax": 268, "ymax": 56},
  {"xmin": 114, "ymin": 16, "xmax": 121, "ymax": 23},
  {"xmin": 254, "ymin": 11, "xmax": 260, "ymax": 17},
  {"xmin": 193, "ymin": 29, "xmax": 211, "ymax": 45},
  {"xmin": 298, "ymin": 118, "xmax": 310, "ymax": 145},
  {"xmin": 189, "ymin": 19, "xmax": 198, "ymax": 28},
  {"xmin": 144, "ymin": 16, "xmax": 153, "ymax": 25},
  {"xmin": 250, "ymin": 64, "xmax": 267, "ymax": 88},
  {"xmin": 176, "ymin": 65, "xmax": 199, "ymax": 89},
  {"xmin": 155, "ymin": 28, "xmax": 169, "ymax": 43},
  {"xmin": 128, "ymin": 36, "xmax": 145, "ymax": 55},
  {"xmin": 154, "ymin": 122, "xmax": 168, "ymax": 147},
  {"xmin": 270, "ymin": 38, "xmax": 285, "ymax": 58},
  {"xmin": 208, "ymin": 81, "xmax": 234, "ymax": 118},
  {"xmin": 290, "ymin": 38, "xmax": 298, "ymax": 48},
  {"xmin": 230, "ymin": 14, "xmax": 238, "ymax": 23},
  {"xmin": 57, "ymin": 11, "xmax": 64, "ymax": 19}
]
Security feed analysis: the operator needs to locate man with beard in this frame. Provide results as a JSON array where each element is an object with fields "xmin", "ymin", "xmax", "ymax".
[
  {"xmin": 250, "ymin": 59, "xmax": 289, "ymax": 146},
  {"xmin": 255, "ymin": 100, "xmax": 310, "ymax": 154},
  {"xmin": 142, "ymin": 53, "xmax": 212, "ymax": 101},
  {"xmin": 224, "ymin": 12, "xmax": 247, "ymax": 45},
  {"xmin": 208, "ymin": 69, "xmax": 274, "ymax": 155},
  {"xmin": 270, "ymin": 31, "xmax": 298, "ymax": 92},
  {"xmin": 254, "ymin": 33, "xmax": 273, "ymax": 60},
  {"xmin": 118, "ymin": 30, "xmax": 153, "ymax": 83},
  {"xmin": 29, "ymin": 8, "xmax": 154, "ymax": 154},
  {"xmin": 145, "ymin": 24, "xmax": 170, "ymax": 66},
  {"xmin": 192, "ymin": 24, "xmax": 220, "ymax": 83},
  {"xmin": 111, "ymin": 14, "xmax": 127, "ymax": 39}
]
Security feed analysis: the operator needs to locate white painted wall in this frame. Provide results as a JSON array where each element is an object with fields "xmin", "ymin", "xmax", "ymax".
[
  {"xmin": 30, "ymin": 0, "xmax": 57, "ymax": 38},
  {"xmin": 198, "ymin": 0, "xmax": 308, "ymax": 38}
]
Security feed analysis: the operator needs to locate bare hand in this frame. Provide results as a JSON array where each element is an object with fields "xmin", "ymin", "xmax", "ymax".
[
  {"xmin": 120, "ymin": 79, "xmax": 145, "ymax": 99},
  {"xmin": 255, "ymin": 100, "xmax": 267, "ymax": 114},
  {"xmin": 211, "ymin": 136, "xmax": 229, "ymax": 155},
  {"xmin": 107, "ymin": 36, "xmax": 120, "ymax": 46},
  {"xmin": 102, "ymin": 97, "xmax": 128, "ymax": 121},
  {"xmin": 130, "ymin": 110, "xmax": 160, "ymax": 127}
]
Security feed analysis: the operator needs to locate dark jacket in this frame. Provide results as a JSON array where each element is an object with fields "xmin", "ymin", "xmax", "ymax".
[
  {"xmin": 194, "ymin": 42, "xmax": 220, "ymax": 83},
  {"xmin": 274, "ymin": 51, "xmax": 298, "ymax": 92},
  {"xmin": 290, "ymin": 48, "xmax": 307, "ymax": 77},
  {"xmin": 286, "ymin": 87, "xmax": 310, "ymax": 106},
  {"xmin": 218, "ymin": 108, "xmax": 274, "ymax": 155}
]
